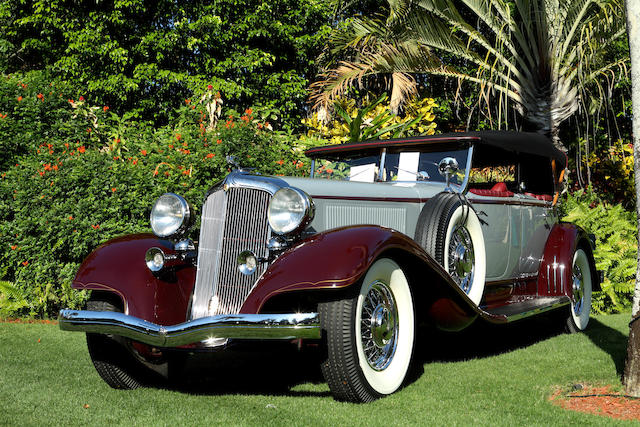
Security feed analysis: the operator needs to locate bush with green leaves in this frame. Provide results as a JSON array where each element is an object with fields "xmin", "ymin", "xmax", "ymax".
[
  {"xmin": 0, "ymin": 77, "xmax": 311, "ymax": 318},
  {"xmin": 562, "ymin": 189, "xmax": 637, "ymax": 314}
]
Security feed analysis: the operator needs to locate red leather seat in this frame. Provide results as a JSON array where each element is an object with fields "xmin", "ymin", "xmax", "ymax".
[
  {"xmin": 469, "ymin": 182, "xmax": 514, "ymax": 197},
  {"xmin": 525, "ymin": 192, "xmax": 553, "ymax": 201}
]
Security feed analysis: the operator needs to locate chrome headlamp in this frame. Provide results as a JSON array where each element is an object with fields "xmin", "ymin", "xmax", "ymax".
[
  {"xmin": 267, "ymin": 187, "xmax": 314, "ymax": 235},
  {"xmin": 150, "ymin": 193, "xmax": 193, "ymax": 238}
]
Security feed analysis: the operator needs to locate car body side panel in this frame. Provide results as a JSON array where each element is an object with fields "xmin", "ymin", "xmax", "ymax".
[
  {"xmin": 71, "ymin": 234, "xmax": 195, "ymax": 326},
  {"xmin": 470, "ymin": 201, "xmax": 515, "ymax": 280},
  {"xmin": 518, "ymin": 201, "xmax": 555, "ymax": 275}
]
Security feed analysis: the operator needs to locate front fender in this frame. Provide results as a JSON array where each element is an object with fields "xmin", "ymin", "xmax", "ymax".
[
  {"xmin": 240, "ymin": 226, "xmax": 491, "ymax": 331},
  {"xmin": 72, "ymin": 234, "xmax": 195, "ymax": 326}
]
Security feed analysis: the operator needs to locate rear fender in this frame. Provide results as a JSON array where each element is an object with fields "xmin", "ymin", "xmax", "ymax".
[
  {"xmin": 72, "ymin": 234, "xmax": 196, "ymax": 326},
  {"xmin": 241, "ymin": 225, "xmax": 489, "ymax": 331},
  {"xmin": 536, "ymin": 223, "xmax": 601, "ymax": 298}
]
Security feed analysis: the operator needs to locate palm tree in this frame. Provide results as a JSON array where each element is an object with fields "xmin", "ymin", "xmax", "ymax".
[{"xmin": 311, "ymin": 0, "xmax": 627, "ymax": 149}]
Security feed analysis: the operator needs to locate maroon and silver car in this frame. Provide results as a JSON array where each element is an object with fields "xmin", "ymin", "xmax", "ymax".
[{"xmin": 59, "ymin": 131, "xmax": 599, "ymax": 402}]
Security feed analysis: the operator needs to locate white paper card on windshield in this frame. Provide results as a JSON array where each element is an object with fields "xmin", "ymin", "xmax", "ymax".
[
  {"xmin": 397, "ymin": 152, "xmax": 420, "ymax": 181},
  {"xmin": 349, "ymin": 163, "xmax": 376, "ymax": 182}
]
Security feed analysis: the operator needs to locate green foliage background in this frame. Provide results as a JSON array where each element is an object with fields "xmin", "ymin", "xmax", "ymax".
[
  {"xmin": 0, "ymin": 0, "xmax": 331, "ymax": 128},
  {"xmin": 562, "ymin": 190, "xmax": 637, "ymax": 314},
  {"xmin": 0, "ymin": 72, "xmax": 310, "ymax": 317}
]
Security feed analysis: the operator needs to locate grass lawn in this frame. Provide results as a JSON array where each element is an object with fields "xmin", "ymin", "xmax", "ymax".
[{"xmin": 0, "ymin": 312, "xmax": 635, "ymax": 426}]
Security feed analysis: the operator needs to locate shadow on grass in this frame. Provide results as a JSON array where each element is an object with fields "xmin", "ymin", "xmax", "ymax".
[
  {"xmin": 161, "ymin": 314, "xmax": 578, "ymax": 397},
  {"xmin": 584, "ymin": 318, "xmax": 628, "ymax": 377},
  {"xmin": 414, "ymin": 313, "xmax": 567, "ymax": 365},
  {"xmin": 163, "ymin": 341, "xmax": 330, "ymax": 398}
]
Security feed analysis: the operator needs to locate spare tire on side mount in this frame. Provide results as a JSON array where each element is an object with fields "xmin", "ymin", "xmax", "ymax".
[{"xmin": 415, "ymin": 192, "xmax": 486, "ymax": 306}]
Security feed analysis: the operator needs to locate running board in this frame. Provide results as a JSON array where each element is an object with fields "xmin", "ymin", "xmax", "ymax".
[{"xmin": 483, "ymin": 296, "xmax": 570, "ymax": 322}]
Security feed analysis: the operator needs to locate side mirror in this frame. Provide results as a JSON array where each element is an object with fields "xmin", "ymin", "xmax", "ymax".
[{"xmin": 438, "ymin": 157, "xmax": 459, "ymax": 189}]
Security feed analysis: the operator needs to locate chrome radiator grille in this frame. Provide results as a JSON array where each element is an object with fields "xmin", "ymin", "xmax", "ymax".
[{"xmin": 191, "ymin": 187, "xmax": 271, "ymax": 319}]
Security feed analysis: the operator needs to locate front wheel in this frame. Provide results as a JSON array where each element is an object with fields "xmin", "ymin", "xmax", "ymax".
[
  {"xmin": 565, "ymin": 248, "xmax": 593, "ymax": 333},
  {"xmin": 86, "ymin": 297, "xmax": 164, "ymax": 389},
  {"xmin": 320, "ymin": 258, "xmax": 414, "ymax": 402}
]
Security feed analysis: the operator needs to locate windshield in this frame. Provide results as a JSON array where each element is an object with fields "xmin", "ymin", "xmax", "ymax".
[{"xmin": 311, "ymin": 148, "xmax": 470, "ymax": 185}]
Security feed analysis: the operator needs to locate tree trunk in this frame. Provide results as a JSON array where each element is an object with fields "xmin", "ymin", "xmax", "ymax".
[{"xmin": 623, "ymin": 0, "xmax": 640, "ymax": 397}]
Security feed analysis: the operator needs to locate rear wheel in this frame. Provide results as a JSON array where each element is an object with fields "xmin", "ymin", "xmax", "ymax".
[
  {"xmin": 86, "ymin": 297, "xmax": 165, "ymax": 389},
  {"xmin": 320, "ymin": 258, "xmax": 414, "ymax": 402},
  {"xmin": 565, "ymin": 248, "xmax": 593, "ymax": 333}
]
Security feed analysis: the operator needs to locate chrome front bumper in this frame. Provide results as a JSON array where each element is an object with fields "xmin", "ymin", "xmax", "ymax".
[{"xmin": 58, "ymin": 309, "xmax": 320, "ymax": 347}]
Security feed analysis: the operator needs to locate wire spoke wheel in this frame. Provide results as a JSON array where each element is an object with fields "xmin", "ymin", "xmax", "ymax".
[
  {"xmin": 360, "ymin": 281, "xmax": 399, "ymax": 371},
  {"xmin": 447, "ymin": 224, "xmax": 475, "ymax": 294}
]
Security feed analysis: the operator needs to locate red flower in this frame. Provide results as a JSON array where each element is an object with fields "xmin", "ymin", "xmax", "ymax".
[
  {"xmin": 169, "ymin": 144, "xmax": 174, "ymax": 149},
  {"xmin": 91, "ymin": 224, "xmax": 100, "ymax": 229},
  {"xmin": 111, "ymin": 188, "xmax": 117, "ymax": 192},
  {"xmin": 164, "ymin": 171, "xmax": 170, "ymax": 176},
  {"xmin": 53, "ymin": 165, "xmax": 58, "ymax": 171},
  {"xmin": 103, "ymin": 106, "xmax": 109, "ymax": 112},
  {"xmin": 207, "ymin": 84, "xmax": 213, "ymax": 90},
  {"xmin": 153, "ymin": 170, "xmax": 158, "ymax": 176},
  {"xmin": 79, "ymin": 96, "xmax": 85, "ymax": 101},
  {"xmin": 140, "ymin": 150, "xmax": 147, "ymax": 156},
  {"xmin": 37, "ymin": 93, "xmax": 44, "ymax": 101},
  {"xmin": 69, "ymin": 216, "xmax": 73, "ymax": 220},
  {"xmin": 206, "ymin": 153, "xmax": 215, "ymax": 158},
  {"xmin": 185, "ymin": 99, "xmax": 191, "ymax": 104},
  {"xmin": 44, "ymin": 164, "xmax": 51, "ymax": 171},
  {"xmin": 327, "ymin": 168, "xmax": 334, "ymax": 174},
  {"xmin": 17, "ymin": 96, "xmax": 22, "ymax": 102},
  {"xmin": 38, "ymin": 171, "xmax": 45, "ymax": 176},
  {"xmin": 86, "ymin": 128, "xmax": 92, "ymax": 133},
  {"xmin": 241, "ymin": 115, "xmax": 250, "ymax": 122},
  {"xmin": 10, "ymin": 245, "xmax": 17, "ymax": 250},
  {"xmin": 176, "ymin": 134, "xmax": 181, "ymax": 141},
  {"xmin": 276, "ymin": 159, "xmax": 284, "ymax": 165},
  {"xmin": 245, "ymin": 108, "xmax": 253, "ymax": 115},
  {"xmin": 78, "ymin": 146, "xmax": 86, "ymax": 153},
  {"xmin": 21, "ymin": 261, "xmax": 28, "ymax": 267},
  {"xmin": 68, "ymin": 99, "xmax": 74, "ymax": 104},
  {"xmin": 182, "ymin": 149, "xmax": 190, "ymax": 154},
  {"xmin": 132, "ymin": 159, "xmax": 138, "ymax": 165},
  {"xmin": 216, "ymin": 139, "xmax": 222, "ymax": 145},
  {"xmin": 64, "ymin": 143, "xmax": 69, "ymax": 148},
  {"xmin": 182, "ymin": 170, "xmax": 190, "ymax": 175}
]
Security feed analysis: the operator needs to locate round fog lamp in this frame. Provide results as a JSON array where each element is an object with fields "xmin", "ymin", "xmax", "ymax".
[
  {"xmin": 145, "ymin": 247, "xmax": 166, "ymax": 272},
  {"xmin": 237, "ymin": 250, "xmax": 258, "ymax": 275}
]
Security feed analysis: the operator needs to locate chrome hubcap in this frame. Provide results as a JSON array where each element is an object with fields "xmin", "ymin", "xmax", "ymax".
[
  {"xmin": 572, "ymin": 261, "xmax": 584, "ymax": 316},
  {"xmin": 360, "ymin": 281, "xmax": 398, "ymax": 371},
  {"xmin": 448, "ymin": 225, "xmax": 475, "ymax": 293}
]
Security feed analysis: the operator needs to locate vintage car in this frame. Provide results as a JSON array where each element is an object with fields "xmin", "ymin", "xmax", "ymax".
[{"xmin": 59, "ymin": 131, "xmax": 599, "ymax": 402}]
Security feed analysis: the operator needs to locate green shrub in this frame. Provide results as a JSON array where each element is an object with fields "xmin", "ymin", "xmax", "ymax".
[
  {"xmin": 0, "ymin": 78, "xmax": 311, "ymax": 318},
  {"xmin": 562, "ymin": 189, "xmax": 637, "ymax": 313}
]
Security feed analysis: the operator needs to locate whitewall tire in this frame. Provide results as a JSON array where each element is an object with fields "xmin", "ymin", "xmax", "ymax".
[{"xmin": 320, "ymin": 258, "xmax": 415, "ymax": 402}]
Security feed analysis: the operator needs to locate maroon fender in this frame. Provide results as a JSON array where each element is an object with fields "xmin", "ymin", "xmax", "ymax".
[
  {"xmin": 536, "ymin": 223, "xmax": 599, "ymax": 298},
  {"xmin": 72, "ymin": 234, "xmax": 195, "ymax": 326},
  {"xmin": 240, "ymin": 225, "xmax": 482, "ymax": 331}
]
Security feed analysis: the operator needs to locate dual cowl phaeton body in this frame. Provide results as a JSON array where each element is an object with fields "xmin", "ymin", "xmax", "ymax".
[{"xmin": 59, "ymin": 131, "xmax": 600, "ymax": 402}]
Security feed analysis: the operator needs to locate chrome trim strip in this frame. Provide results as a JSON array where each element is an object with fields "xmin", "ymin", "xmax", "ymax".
[
  {"xmin": 59, "ymin": 309, "xmax": 321, "ymax": 346},
  {"xmin": 224, "ymin": 171, "xmax": 288, "ymax": 196}
]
